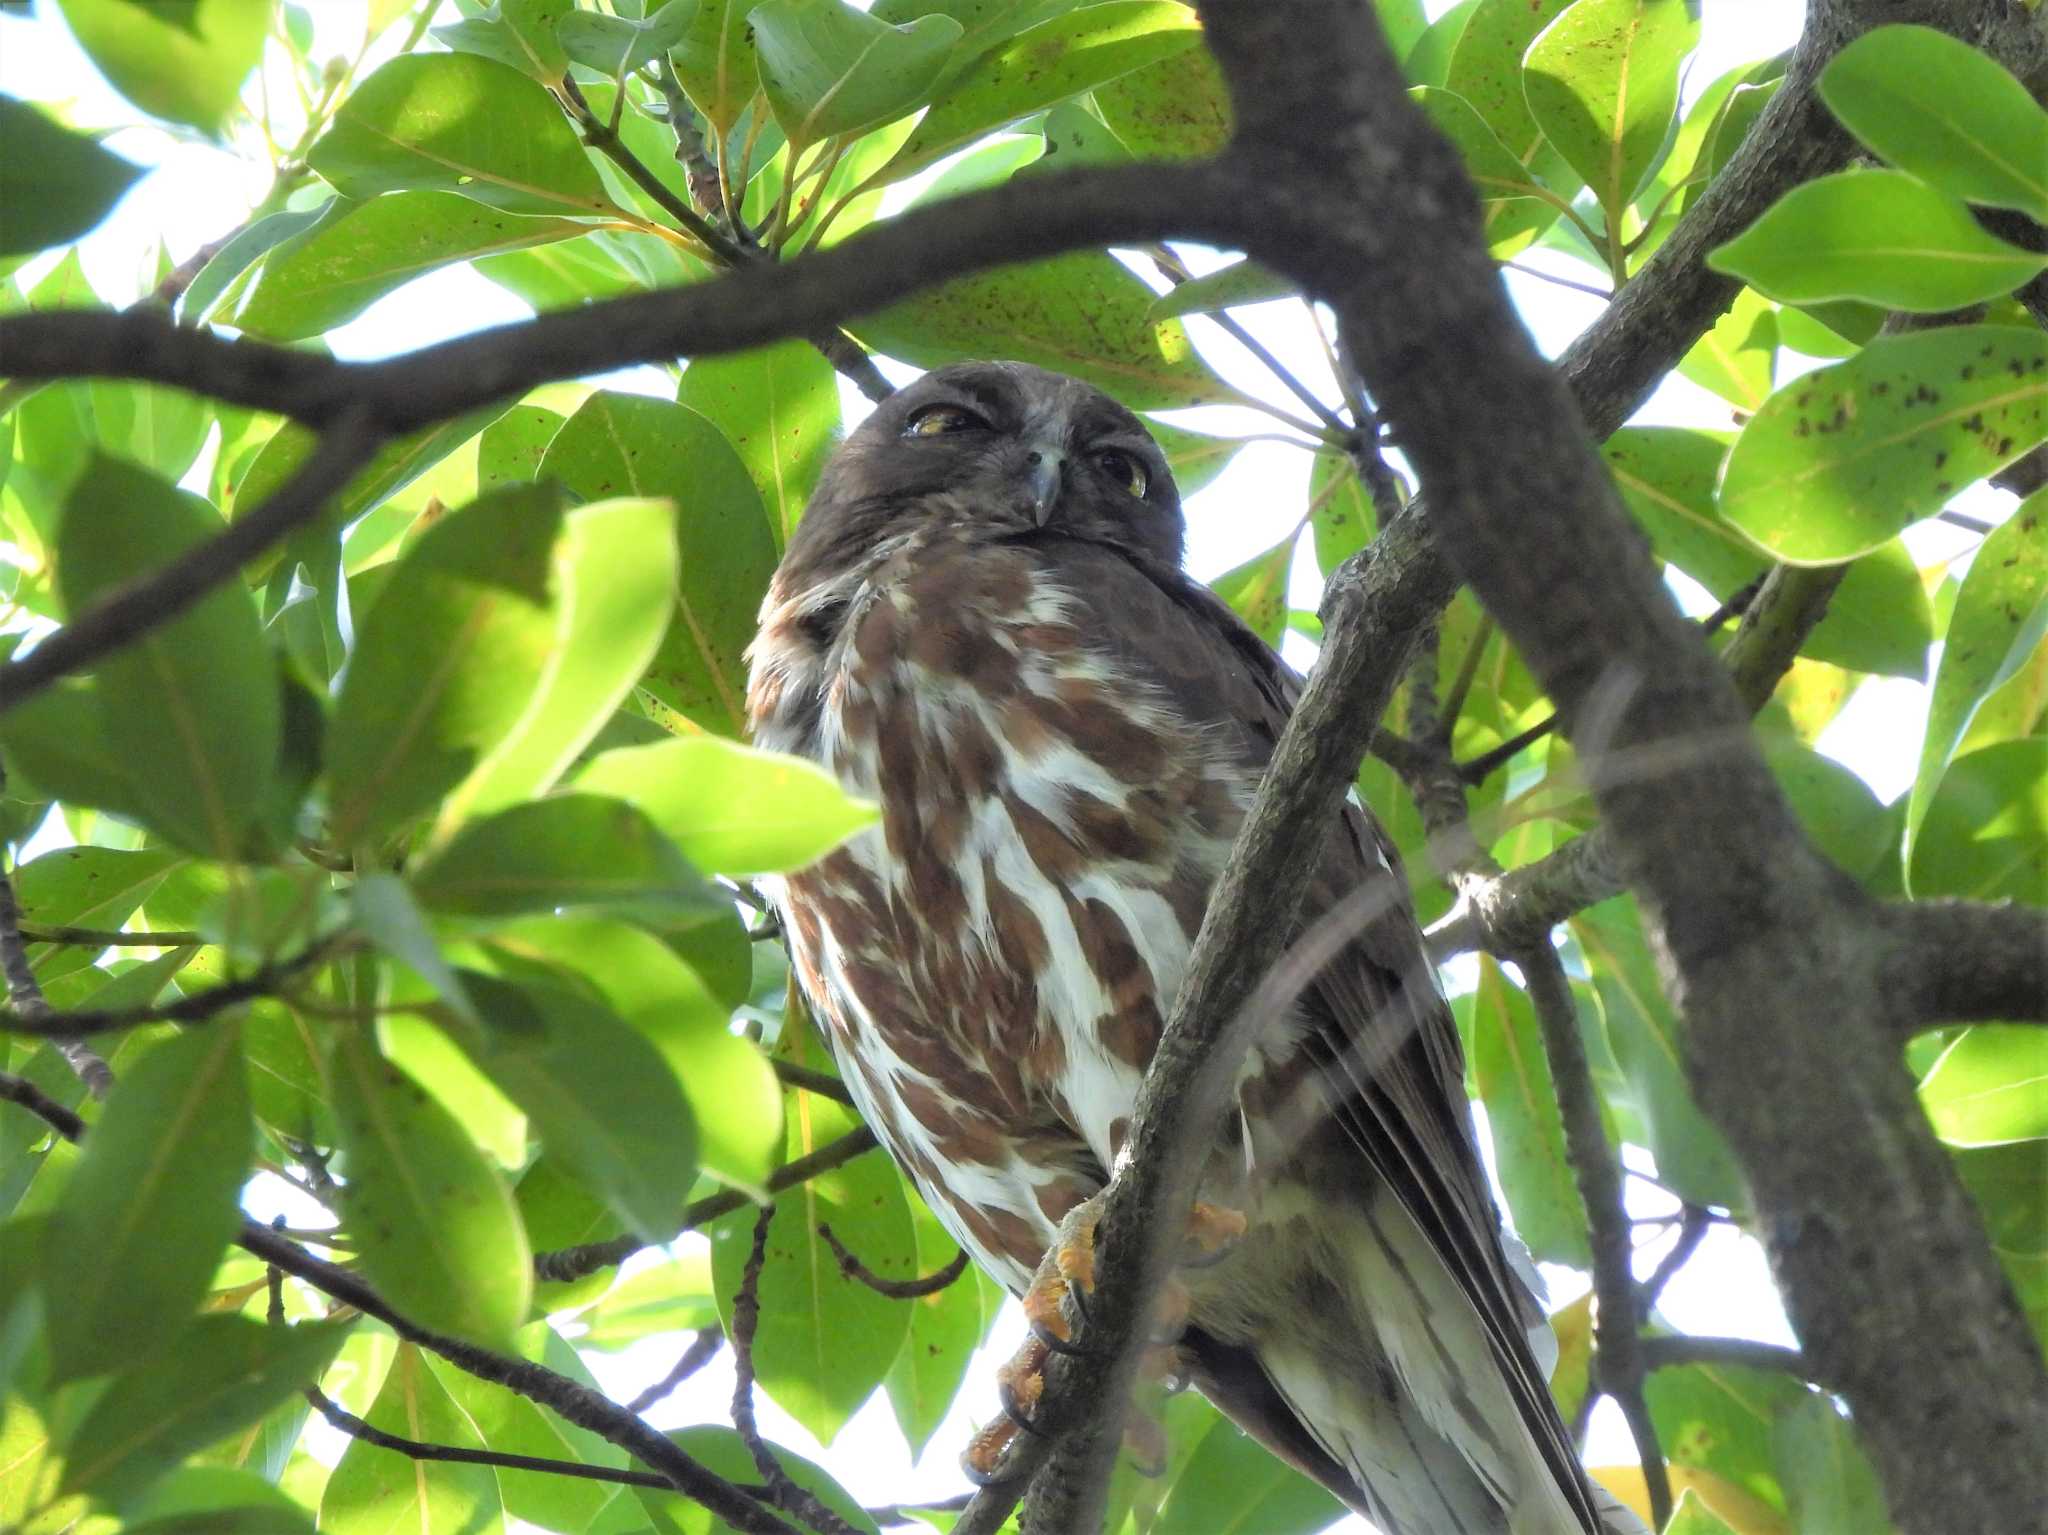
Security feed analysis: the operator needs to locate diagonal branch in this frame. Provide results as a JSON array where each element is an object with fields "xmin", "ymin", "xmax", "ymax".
[{"xmin": 1879, "ymin": 899, "xmax": 2048, "ymax": 1033}]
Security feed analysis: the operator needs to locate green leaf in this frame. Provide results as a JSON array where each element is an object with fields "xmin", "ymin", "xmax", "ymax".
[
  {"xmin": 1523, "ymin": 0, "xmax": 1697, "ymax": 219},
  {"xmin": 710, "ymin": 1093, "xmax": 909, "ymax": 1445},
  {"xmin": 1412, "ymin": 85, "xmax": 1563, "ymax": 254},
  {"xmin": 1677, "ymin": 286, "xmax": 1777, "ymax": 412},
  {"xmin": 884, "ymin": 1198, "xmax": 981, "ymax": 1457},
  {"xmin": 55, "ymin": 457, "xmax": 278, "ymax": 858},
  {"xmin": 1709, "ymin": 169, "xmax": 2046, "ymax": 312},
  {"xmin": 1308, "ymin": 450, "xmax": 1377, "ymax": 576},
  {"xmin": 749, "ymin": 0, "xmax": 963, "ymax": 150},
  {"xmin": 1145, "ymin": 258, "xmax": 1294, "ymax": 322},
  {"xmin": 1209, "ymin": 531, "xmax": 1296, "ymax": 647},
  {"xmin": 476, "ymin": 403, "xmax": 565, "ymax": 489},
  {"xmin": 1092, "ymin": 35, "xmax": 1232, "ymax": 160},
  {"xmin": 670, "ymin": 0, "xmax": 763, "ymax": 136},
  {"xmin": 325, "ymin": 483, "xmax": 568, "ymax": 846},
  {"xmin": 1442, "ymin": 0, "xmax": 1575, "ymax": 189},
  {"xmin": 482, "ymin": 916, "xmax": 782, "ymax": 1190},
  {"xmin": 1571, "ymin": 900, "xmax": 1748, "ymax": 1212},
  {"xmin": 1772, "ymin": 1395, "xmax": 1892, "ymax": 1535},
  {"xmin": 1146, "ymin": 417, "xmax": 1247, "ymax": 500},
  {"xmin": 678, "ymin": 340, "xmax": 842, "ymax": 547},
  {"xmin": 1908, "ymin": 739, "xmax": 2047, "ymax": 902},
  {"xmin": 1457, "ymin": 956, "xmax": 1592, "ymax": 1266},
  {"xmin": 308, "ymin": 52, "xmax": 618, "ymax": 216},
  {"xmin": 55, "ymin": 0, "xmax": 267, "ymax": 134},
  {"xmin": 1907, "ymin": 492, "xmax": 2048, "ymax": 861},
  {"xmin": 116, "ymin": 1466, "xmax": 320, "ymax": 1535},
  {"xmin": 852, "ymin": 250, "xmax": 1231, "ymax": 410},
  {"xmin": 412, "ymin": 793, "xmax": 725, "ymax": 923},
  {"xmin": 557, "ymin": 0, "xmax": 697, "ymax": 78},
  {"xmin": 328, "ymin": 1028, "xmax": 533, "ymax": 1347},
  {"xmin": 1764, "ymin": 739, "xmax": 1892, "ymax": 883},
  {"xmin": 578, "ymin": 1251, "xmax": 719, "ymax": 1348},
  {"xmin": 573, "ymin": 736, "xmax": 878, "ymax": 877},
  {"xmin": 439, "ymin": 495, "xmax": 680, "ymax": 827},
  {"xmin": 1152, "ymin": 1409, "xmax": 1347, "ymax": 1534},
  {"xmin": 1719, "ymin": 325, "xmax": 2048, "ymax": 565},
  {"xmin": 1819, "ymin": 24, "xmax": 2048, "ymax": 222},
  {"xmin": 0, "ymin": 682, "xmax": 156, "ymax": 839},
  {"xmin": 448, "ymin": 971, "xmax": 700, "ymax": 1239},
  {"xmin": 434, "ymin": 0, "xmax": 574, "ymax": 82},
  {"xmin": 43, "ymin": 1025, "xmax": 252, "ymax": 1384},
  {"xmin": 1646, "ymin": 1361, "xmax": 1804, "ymax": 1514},
  {"xmin": 320, "ymin": 1343, "xmax": 504, "ymax": 1535},
  {"xmin": 1955, "ymin": 1139, "xmax": 2048, "ymax": 1352},
  {"xmin": 1663, "ymin": 1490, "xmax": 1743, "ymax": 1535},
  {"xmin": 59, "ymin": 1317, "xmax": 349, "ymax": 1508},
  {"xmin": 870, "ymin": 1, "xmax": 1200, "ymax": 189},
  {"xmin": 1918, "ymin": 1025, "xmax": 2048, "ymax": 1147},
  {"xmin": 235, "ymin": 193, "xmax": 589, "ymax": 340},
  {"xmin": 537, "ymin": 392, "xmax": 775, "ymax": 736},
  {"xmin": 0, "ymin": 97, "xmax": 145, "ymax": 256}
]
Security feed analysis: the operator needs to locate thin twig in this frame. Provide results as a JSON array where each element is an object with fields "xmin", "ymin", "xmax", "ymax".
[
  {"xmin": 1147, "ymin": 247, "xmax": 1349, "ymax": 434},
  {"xmin": 628, "ymin": 1328, "xmax": 725, "ymax": 1415},
  {"xmin": 1638, "ymin": 1205, "xmax": 1713, "ymax": 1312},
  {"xmin": 818, "ymin": 1224, "xmax": 970, "ymax": 1299},
  {"xmin": 305, "ymin": 1382, "xmax": 676, "ymax": 1490},
  {"xmin": 1638, "ymin": 1333, "xmax": 1816, "ymax": 1383},
  {"xmin": 533, "ymin": 1126, "xmax": 880, "ymax": 1283},
  {"xmin": 732, "ymin": 1206, "xmax": 866, "ymax": 1535},
  {"xmin": 770, "ymin": 1059, "xmax": 855, "ymax": 1104},
  {"xmin": 18, "ymin": 925, "xmax": 205, "ymax": 947},
  {"xmin": 0, "ymin": 932, "xmax": 355, "ymax": 1039}
]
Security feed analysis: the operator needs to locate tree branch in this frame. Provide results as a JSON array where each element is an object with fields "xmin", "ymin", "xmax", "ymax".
[
  {"xmin": 819, "ymin": 1223, "xmax": 970, "ymax": 1299},
  {"xmin": 0, "ymin": 862, "xmax": 110, "ymax": 1098},
  {"xmin": 627, "ymin": 1327, "xmax": 724, "ymax": 1415},
  {"xmin": 1880, "ymin": 899, "xmax": 2048, "ymax": 1032},
  {"xmin": 1637, "ymin": 1334, "xmax": 1817, "ymax": 1384},
  {"xmin": 0, "ymin": 933, "xmax": 354, "ymax": 1039}
]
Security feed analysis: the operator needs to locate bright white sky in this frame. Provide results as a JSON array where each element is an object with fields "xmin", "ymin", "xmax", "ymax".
[{"xmin": 0, "ymin": 1, "xmax": 2016, "ymax": 1529}]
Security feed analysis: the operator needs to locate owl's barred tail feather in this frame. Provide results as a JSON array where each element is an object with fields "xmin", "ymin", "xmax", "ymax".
[{"xmin": 1205, "ymin": 1189, "xmax": 1648, "ymax": 1535}]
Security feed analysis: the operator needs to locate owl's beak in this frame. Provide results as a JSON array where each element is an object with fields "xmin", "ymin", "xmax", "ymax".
[{"xmin": 1023, "ymin": 445, "xmax": 1064, "ymax": 526}]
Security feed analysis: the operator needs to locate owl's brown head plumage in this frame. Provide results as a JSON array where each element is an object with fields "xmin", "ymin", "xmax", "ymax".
[{"xmin": 773, "ymin": 361, "xmax": 1186, "ymax": 600}]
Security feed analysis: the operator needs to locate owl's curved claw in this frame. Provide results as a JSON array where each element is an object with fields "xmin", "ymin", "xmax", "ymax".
[
  {"xmin": 1030, "ymin": 1317, "xmax": 1090, "ymax": 1357},
  {"xmin": 998, "ymin": 1378, "xmax": 1044, "ymax": 1436}
]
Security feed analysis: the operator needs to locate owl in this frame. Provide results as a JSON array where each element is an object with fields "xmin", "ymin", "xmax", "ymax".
[{"xmin": 746, "ymin": 361, "xmax": 1645, "ymax": 1535}]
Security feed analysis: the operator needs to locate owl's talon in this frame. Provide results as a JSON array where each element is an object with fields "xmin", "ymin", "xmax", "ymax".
[
  {"xmin": 1065, "ymin": 1276, "xmax": 1092, "ymax": 1326},
  {"xmin": 1177, "ymin": 1200, "xmax": 1248, "ymax": 1269},
  {"xmin": 1030, "ymin": 1318, "xmax": 1089, "ymax": 1357},
  {"xmin": 998, "ymin": 1379, "xmax": 1044, "ymax": 1435},
  {"xmin": 961, "ymin": 1419, "xmax": 1025, "ymax": 1486}
]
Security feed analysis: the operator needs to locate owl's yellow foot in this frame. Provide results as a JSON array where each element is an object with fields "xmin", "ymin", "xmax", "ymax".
[{"xmin": 960, "ymin": 1198, "xmax": 1245, "ymax": 1484}]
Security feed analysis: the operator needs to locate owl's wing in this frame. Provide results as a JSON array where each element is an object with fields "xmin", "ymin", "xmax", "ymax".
[{"xmin": 1048, "ymin": 537, "xmax": 1600, "ymax": 1529}]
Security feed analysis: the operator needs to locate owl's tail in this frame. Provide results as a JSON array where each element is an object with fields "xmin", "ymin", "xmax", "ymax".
[{"xmin": 1196, "ymin": 1185, "xmax": 1650, "ymax": 1535}]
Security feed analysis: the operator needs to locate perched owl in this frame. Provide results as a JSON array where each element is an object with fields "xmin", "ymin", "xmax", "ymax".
[{"xmin": 746, "ymin": 362, "xmax": 1645, "ymax": 1535}]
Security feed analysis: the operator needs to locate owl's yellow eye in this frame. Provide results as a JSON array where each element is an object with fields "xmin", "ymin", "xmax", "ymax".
[
  {"xmin": 905, "ymin": 404, "xmax": 986, "ymax": 437},
  {"xmin": 1097, "ymin": 449, "xmax": 1149, "ymax": 499}
]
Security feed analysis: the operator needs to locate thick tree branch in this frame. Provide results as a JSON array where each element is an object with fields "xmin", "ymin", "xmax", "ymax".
[{"xmin": 1880, "ymin": 899, "xmax": 2048, "ymax": 1031}]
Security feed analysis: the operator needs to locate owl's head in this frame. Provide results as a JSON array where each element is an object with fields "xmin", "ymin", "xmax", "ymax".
[{"xmin": 782, "ymin": 361, "xmax": 1186, "ymax": 586}]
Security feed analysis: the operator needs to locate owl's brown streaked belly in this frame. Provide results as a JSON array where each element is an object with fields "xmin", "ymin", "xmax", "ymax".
[{"xmin": 756, "ymin": 535, "xmax": 1250, "ymax": 1291}]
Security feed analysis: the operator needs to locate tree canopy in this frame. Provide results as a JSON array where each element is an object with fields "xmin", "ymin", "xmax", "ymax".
[{"xmin": 0, "ymin": 3, "xmax": 2044, "ymax": 1535}]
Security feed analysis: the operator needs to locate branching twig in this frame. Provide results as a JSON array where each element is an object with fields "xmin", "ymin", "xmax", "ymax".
[
  {"xmin": 1638, "ymin": 1204, "xmax": 1713, "ymax": 1312},
  {"xmin": 818, "ymin": 1223, "xmax": 969, "ymax": 1299},
  {"xmin": 0, "ymin": 932, "xmax": 355, "ymax": 1039},
  {"xmin": 1638, "ymin": 1333, "xmax": 1816, "ymax": 1383},
  {"xmin": 0, "ymin": 862, "xmax": 111, "ymax": 1098},
  {"xmin": 533, "ymin": 1126, "xmax": 879, "ymax": 1283},
  {"xmin": 732, "ymin": 1206, "xmax": 866, "ymax": 1535},
  {"xmin": 628, "ymin": 1327, "xmax": 725, "ymax": 1415}
]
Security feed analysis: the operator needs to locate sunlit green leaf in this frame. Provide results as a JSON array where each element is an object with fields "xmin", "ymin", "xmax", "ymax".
[
  {"xmin": 1955, "ymin": 1138, "xmax": 2048, "ymax": 1352},
  {"xmin": 440, "ymin": 495, "xmax": 679, "ymax": 828},
  {"xmin": 573, "ymin": 735, "xmax": 877, "ymax": 877},
  {"xmin": 1523, "ymin": 0, "xmax": 1695, "ymax": 221},
  {"xmin": 1145, "ymin": 258, "xmax": 1294, "ymax": 323},
  {"xmin": 638, "ymin": 1424, "xmax": 881, "ymax": 1533},
  {"xmin": 1907, "ymin": 492, "xmax": 2048, "ymax": 862},
  {"xmin": 236, "ymin": 193, "xmax": 589, "ymax": 340},
  {"xmin": 1208, "ymin": 530, "xmax": 1296, "ymax": 647},
  {"xmin": 1772, "ymin": 1395, "xmax": 1892, "ymax": 1535},
  {"xmin": 1719, "ymin": 325, "xmax": 2048, "ymax": 565},
  {"xmin": 117, "ymin": 1466, "xmax": 321, "ymax": 1535},
  {"xmin": 59, "ymin": 1318, "xmax": 348, "ymax": 1508},
  {"xmin": 884, "ymin": 1197, "xmax": 980, "ymax": 1457},
  {"xmin": 871, "ymin": 1, "xmax": 1199, "ymax": 188},
  {"xmin": 1661, "ymin": 1489, "xmax": 1744, "ymax": 1535},
  {"xmin": 538, "ymin": 391, "xmax": 774, "ymax": 735},
  {"xmin": 476, "ymin": 403, "xmax": 565, "ymax": 490},
  {"xmin": 679, "ymin": 340, "xmax": 841, "ymax": 547},
  {"xmin": 1442, "ymin": 0, "xmax": 1575, "ymax": 193},
  {"xmin": 320, "ymin": 1343, "xmax": 505, "ymax": 1535},
  {"xmin": 43, "ymin": 1025, "xmax": 251, "ymax": 1384},
  {"xmin": 55, "ymin": 457, "xmax": 278, "ymax": 858},
  {"xmin": 853, "ymin": 251, "xmax": 1232, "ymax": 410},
  {"xmin": 1092, "ymin": 32, "xmax": 1231, "ymax": 160},
  {"xmin": 578, "ymin": 1251, "xmax": 719, "ymax": 1349},
  {"xmin": 434, "ymin": 0, "xmax": 573, "ymax": 82},
  {"xmin": 328, "ymin": 1029, "xmax": 533, "ymax": 1347},
  {"xmin": 750, "ymin": 0, "xmax": 962, "ymax": 149},
  {"xmin": 1908, "ymin": 739, "xmax": 2047, "ymax": 902},
  {"xmin": 1152, "ymin": 1408, "xmax": 1346, "ymax": 1534},
  {"xmin": 1709, "ymin": 170, "xmax": 2046, "ymax": 311},
  {"xmin": 1677, "ymin": 286, "xmax": 1777, "ymax": 412},
  {"xmin": 1819, "ymin": 23, "xmax": 2048, "ymax": 222},
  {"xmin": 557, "ymin": 0, "xmax": 697, "ymax": 78},
  {"xmin": 326, "ymin": 483, "xmax": 567, "ymax": 846},
  {"xmin": 55, "ymin": 0, "xmax": 267, "ymax": 134},
  {"xmin": 309, "ymin": 52, "xmax": 618, "ymax": 216},
  {"xmin": 1918, "ymin": 1025, "xmax": 2048, "ymax": 1147},
  {"xmin": 1646, "ymin": 1361, "xmax": 1803, "ymax": 1516},
  {"xmin": 0, "ymin": 97, "xmax": 145, "ymax": 256},
  {"xmin": 1457, "ymin": 956, "xmax": 1592, "ymax": 1266}
]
